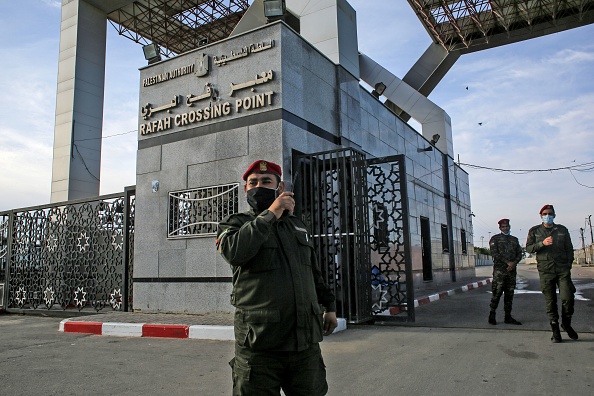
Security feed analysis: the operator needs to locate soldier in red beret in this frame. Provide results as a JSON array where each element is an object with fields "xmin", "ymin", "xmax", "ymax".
[
  {"xmin": 217, "ymin": 159, "xmax": 337, "ymax": 395},
  {"xmin": 488, "ymin": 218, "xmax": 523, "ymax": 325},
  {"xmin": 242, "ymin": 159, "xmax": 282, "ymax": 182},
  {"xmin": 526, "ymin": 204, "xmax": 577, "ymax": 343}
]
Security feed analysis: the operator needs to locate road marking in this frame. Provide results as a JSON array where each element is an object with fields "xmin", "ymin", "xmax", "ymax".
[{"xmin": 487, "ymin": 280, "xmax": 593, "ymax": 301}]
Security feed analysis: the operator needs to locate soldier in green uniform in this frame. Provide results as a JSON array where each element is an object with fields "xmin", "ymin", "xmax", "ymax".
[
  {"xmin": 526, "ymin": 204, "xmax": 578, "ymax": 343},
  {"xmin": 488, "ymin": 218, "xmax": 523, "ymax": 325},
  {"xmin": 216, "ymin": 160, "xmax": 338, "ymax": 395}
]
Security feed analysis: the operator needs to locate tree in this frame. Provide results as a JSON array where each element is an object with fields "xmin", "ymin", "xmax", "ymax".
[{"xmin": 474, "ymin": 246, "xmax": 491, "ymax": 256}]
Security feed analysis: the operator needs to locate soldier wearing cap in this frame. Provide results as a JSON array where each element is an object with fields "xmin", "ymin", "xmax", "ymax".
[
  {"xmin": 526, "ymin": 204, "xmax": 577, "ymax": 343},
  {"xmin": 216, "ymin": 160, "xmax": 337, "ymax": 395},
  {"xmin": 488, "ymin": 218, "xmax": 523, "ymax": 325}
]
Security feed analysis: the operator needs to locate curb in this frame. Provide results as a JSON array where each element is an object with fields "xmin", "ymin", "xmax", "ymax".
[
  {"xmin": 58, "ymin": 279, "xmax": 492, "ymax": 339},
  {"xmin": 388, "ymin": 278, "xmax": 492, "ymax": 315},
  {"xmin": 415, "ymin": 278, "xmax": 492, "ymax": 307},
  {"xmin": 59, "ymin": 318, "xmax": 348, "ymax": 340}
]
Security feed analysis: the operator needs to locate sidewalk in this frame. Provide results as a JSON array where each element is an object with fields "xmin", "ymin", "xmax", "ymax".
[{"xmin": 57, "ymin": 273, "xmax": 493, "ymax": 340}]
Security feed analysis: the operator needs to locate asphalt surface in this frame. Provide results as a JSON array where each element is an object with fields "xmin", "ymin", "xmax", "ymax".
[{"xmin": 1, "ymin": 264, "xmax": 593, "ymax": 395}]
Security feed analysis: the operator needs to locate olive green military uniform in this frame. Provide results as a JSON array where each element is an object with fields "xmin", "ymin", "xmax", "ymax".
[
  {"xmin": 525, "ymin": 223, "xmax": 575, "ymax": 322},
  {"xmin": 489, "ymin": 233, "xmax": 523, "ymax": 315},
  {"xmin": 217, "ymin": 209, "xmax": 336, "ymax": 396}
]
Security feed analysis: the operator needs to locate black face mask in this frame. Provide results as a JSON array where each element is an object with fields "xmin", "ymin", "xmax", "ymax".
[{"xmin": 246, "ymin": 187, "xmax": 278, "ymax": 213}]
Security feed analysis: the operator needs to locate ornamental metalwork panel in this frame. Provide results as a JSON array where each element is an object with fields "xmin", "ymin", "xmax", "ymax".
[
  {"xmin": 294, "ymin": 149, "xmax": 372, "ymax": 324},
  {"xmin": 168, "ymin": 183, "xmax": 239, "ymax": 238},
  {"xmin": 1, "ymin": 216, "xmax": 7, "ymax": 284},
  {"xmin": 0, "ymin": 190, "xmax": 135, "ymax": 312},
  {"xmin": 125, "ymin": 191, "xmax": 136, "ymax": 312},
  {"xmin": 0, "ymin": 213, "xmax": 5, "ymax": 307},
  {"xmin": 368, "ymin": 155, "xmax": 414, "ymax": 322}
]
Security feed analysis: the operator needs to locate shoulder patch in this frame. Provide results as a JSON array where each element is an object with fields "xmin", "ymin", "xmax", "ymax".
[{"xmin": 216, "ymin": 229, "xmax": 229, "ymax": 251}]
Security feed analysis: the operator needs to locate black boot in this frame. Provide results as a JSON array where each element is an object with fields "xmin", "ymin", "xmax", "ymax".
[
  {"xmin": 550, "ymin": 320, "xmax": 562, "ymax": 343},
  {"xmin": 561, "ymin": 317, "xmax": 578, "ymax": 340},
  {"xmin": 504, "ymin": 315, "xmax": 522, "ymax": 325},
  {"xmin": 488, "ymin": 311, "xmax": 496, "ymax": 325}
]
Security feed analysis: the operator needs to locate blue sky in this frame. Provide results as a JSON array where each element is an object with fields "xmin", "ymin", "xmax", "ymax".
[{"xmin": 1, "ymin": 0, "xmax": 593, "ymax": 249}]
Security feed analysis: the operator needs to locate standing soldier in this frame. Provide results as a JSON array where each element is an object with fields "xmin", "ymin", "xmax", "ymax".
[
  {"xmin": 216, "ymin": 160, "xmax": 337, "ymax": 395},
  {"xmin": 488, "ymin": 219, "xmax": 523, "ymax": 325},
  {"xmin": 526, "ymin": 204, "xmax": 577, "ymax": 343}
]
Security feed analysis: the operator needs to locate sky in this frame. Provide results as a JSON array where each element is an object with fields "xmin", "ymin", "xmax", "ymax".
[{"xmin": 1, "ymin": 0, "xmax": 593, "ymax": 249}]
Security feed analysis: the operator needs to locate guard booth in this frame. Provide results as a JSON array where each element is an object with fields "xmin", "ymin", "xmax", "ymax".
[{"xmin": 294, "ymin": 148, "xmax": 414, "ymax": 323}]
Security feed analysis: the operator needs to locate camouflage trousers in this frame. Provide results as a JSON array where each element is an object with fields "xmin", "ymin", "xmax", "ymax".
[
  {"xmin": 490, "ymin": 268, "xmax": 517, "ymax": 314},
  {"xmin": 538, "ymin": 268, "xmax": 576, "ymax": 322}
]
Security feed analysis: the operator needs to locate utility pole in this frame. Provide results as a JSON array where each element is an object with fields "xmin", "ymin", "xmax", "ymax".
[
  {"xmin": 588, "ymin": 215, "xmax": 594, "ymax": 264},
  {"xmin": 580, "ymin": 228, "xmax": 587, "ymax": 265}
]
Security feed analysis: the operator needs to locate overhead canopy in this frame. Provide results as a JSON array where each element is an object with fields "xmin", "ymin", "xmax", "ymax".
[
  {"xmin": 407, "ymin": 0, "xmax": 594, "ymax": 53},
  {"xmin": 86, "ymin": 0, "xmax": 250, "ymax": 57},
  {"xmin": 90, "ymin": 1, "xmax": 594, "ymax": 59}
]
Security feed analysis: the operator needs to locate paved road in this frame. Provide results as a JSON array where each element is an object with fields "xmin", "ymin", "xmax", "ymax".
[
  {"xmin": 399, "ymin": 264, "xmax": 594, "ymax": 333},
  {"xmin": 1, "ymin": 264, "xmax": 593, "ymax": 395}
]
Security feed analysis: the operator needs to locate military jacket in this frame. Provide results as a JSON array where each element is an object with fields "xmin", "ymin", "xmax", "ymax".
[
  {"xmin": 216, "ymin": 209, "xmax": 336, "ymax": 352},
  {"xmin": 526, "ymin": 223, "xmax": 574, "ymax": 273},
  {"xmin": 489, "ymin": 233, "xmax": 523, "ymax": 271}
]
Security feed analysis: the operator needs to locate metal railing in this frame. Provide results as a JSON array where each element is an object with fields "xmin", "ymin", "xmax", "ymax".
[{"xmin": 475, "ymin": 253, "xmax": 493, "ymax": 267}]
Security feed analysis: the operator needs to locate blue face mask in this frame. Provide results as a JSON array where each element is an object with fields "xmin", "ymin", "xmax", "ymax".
[
  {"xmin": 541, "ymin": 215, "xmax": 555, "ymax": 225},
  {"xmin": 502, "ymin": 230, "xmax": 511, "ymax": 235}
]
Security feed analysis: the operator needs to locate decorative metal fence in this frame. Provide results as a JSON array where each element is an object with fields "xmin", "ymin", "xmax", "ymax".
[{"xmin": 0, "ymin": 188, "xmax": 135, "ymax": 312}]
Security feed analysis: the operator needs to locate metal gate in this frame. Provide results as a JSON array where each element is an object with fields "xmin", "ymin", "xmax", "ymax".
[
  {"xmin": 0, "ymin": 188, "xmax": 135, "ymax": 312},
  {"xmin": 367, "ymin": 155, "xmax": 414, "ymax": 322},
  {"xmin": 293, "ymin": 149, "xmax": 413, "ymax": 323}
]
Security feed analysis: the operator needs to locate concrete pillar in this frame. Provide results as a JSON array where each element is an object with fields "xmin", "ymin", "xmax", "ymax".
[
  {"xmin": 51, "ymin": 0, "xmax": 106, "ymax": 202},
  {"xmin": 295, "ymin": 0, "xmax": 359, "ymax": 78}
]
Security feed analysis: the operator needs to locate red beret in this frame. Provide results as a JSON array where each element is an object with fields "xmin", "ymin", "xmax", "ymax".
[
  {"xmin": 539, "ymin": 204, "xmax": 555, "ymax": 215},
  {"xmin": 498, "ymin": 219, "xmax": 510, "ymax": 225},
  {"xmin": 242, "ymin": 160, "xmax": 282, "ymax": 181}
]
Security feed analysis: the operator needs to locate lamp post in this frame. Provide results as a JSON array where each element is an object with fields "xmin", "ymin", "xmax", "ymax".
[
  {"xmin": 480, "ymin": 236, "xmax": 484, "ymax": 248},
  {"xmin": 580, "ymin": 228, "xmax": 587, "ymax": 265}
]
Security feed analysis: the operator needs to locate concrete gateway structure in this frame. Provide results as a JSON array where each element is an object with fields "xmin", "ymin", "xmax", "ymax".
[
  {"xmin": 132, "ymin": 16, "xmax": 473, "ymax": 321},
  {"xmin": 2, "ymin": 0, "xmax": 593, "ymax": 317}
]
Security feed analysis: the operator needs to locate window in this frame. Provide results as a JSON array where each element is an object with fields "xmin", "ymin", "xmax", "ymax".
[
  {"xmin": 461, "ymin": 229, "xmax": 467, "ymax": 254},
  {"xmin": 441, "ymin": 224, "xmax": 449, "ymax": 253},
  {"xmin": 168, "ymin": 183, "xmax": 239, "ymax": 238}
]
